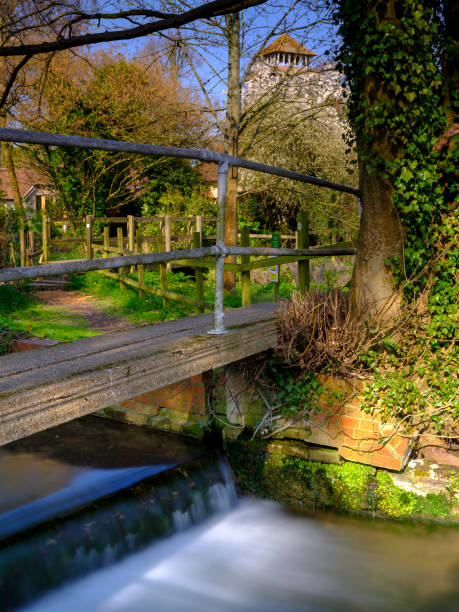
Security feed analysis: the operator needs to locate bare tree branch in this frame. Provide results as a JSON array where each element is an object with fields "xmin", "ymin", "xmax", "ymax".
[{"xmin": 0, "ymin": 0, "xmax": 268, "ymax": 57}]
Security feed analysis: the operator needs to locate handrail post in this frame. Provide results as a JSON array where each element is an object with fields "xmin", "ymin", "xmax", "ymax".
[
  {"xmin": 208, "ymin": 160, "xmax": 229, "ymax": 334},
  {"xmin": 42, "ymin": 214, "xmax": 50, "ymax": 263},
  {"xmin": 85, "ymin": 214, "xmax": 94, "ymax": 260}
]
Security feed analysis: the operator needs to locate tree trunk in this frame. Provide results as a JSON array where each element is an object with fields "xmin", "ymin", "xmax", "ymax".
[
  {"xmin": 1, "ymin": 117, "xmax": 23, "ymax": 214},
  {"xmin": 349, "ymin": 156, "xmax": 402, "ymax": 324},
  {"xmin": 223, "ymin": 12, "xmax": 240, "ymax": 293},
  {"xmin": 348, "ymin": 0, "xmax": 403, "ymax": 325}
]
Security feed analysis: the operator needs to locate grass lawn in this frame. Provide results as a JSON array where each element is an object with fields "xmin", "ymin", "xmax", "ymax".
[
  {"xmin": 69, "ymin": 268, "xmax": 298, "ymax": 325},
  {"xmin": 0, "ymin": 284, "xmax": 101, "ymax": 345}
]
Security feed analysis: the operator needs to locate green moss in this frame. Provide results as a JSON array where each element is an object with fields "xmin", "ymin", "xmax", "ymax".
[
  {"xmin": 226, "ymin": 441, "xmax": 375, "ymax": 513},
  {"xmin": 375, "ymin": 471, "xmax": 452, "ymax": 519},
  {"xmin": 226, "ymin": 440, "xmax": 458, "ymax": 523},
  {"xmin": 326, "ymin": 462, "xmax": 376, "ymax": 512}
]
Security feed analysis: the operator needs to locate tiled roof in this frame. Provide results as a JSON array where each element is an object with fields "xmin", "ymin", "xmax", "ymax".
[
  {"xmin": 258, "ymin": 34, "xmax": 316, "ymax": 57},
  {"xmin": 198, "ymin": 162, "xmax": 217, "ymax": 182},
  {"xmin": 0, "ymin": 167, "xmax": 51, "ymax": 200}
]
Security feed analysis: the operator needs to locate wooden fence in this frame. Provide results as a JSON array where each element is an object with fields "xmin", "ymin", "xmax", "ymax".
[{"xmin": 6, "ymin": 211, "xmax": 354, "ymax": 310}]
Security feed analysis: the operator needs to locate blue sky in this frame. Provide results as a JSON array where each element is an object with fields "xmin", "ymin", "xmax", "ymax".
[{"xmin": 107, "ymin": 1, "xmax": 340, "ymax": 106}]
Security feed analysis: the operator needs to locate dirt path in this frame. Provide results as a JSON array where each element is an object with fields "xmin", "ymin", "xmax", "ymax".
[{"xmin": 35, "ymin": 290, "xmax": 135, "ymax": 333}]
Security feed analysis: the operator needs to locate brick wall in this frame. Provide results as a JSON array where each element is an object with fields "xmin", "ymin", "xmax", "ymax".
[
  {"xmin": 12, "ymin": 337, "xmax": 60, "ymax": 352},
  {"xmin": 218, "ymin": 369, "xmax": 411, "ymax": 471},
  {"xmin": 98, "ymin": 374, "xmax": 209, "ymax": 439}
]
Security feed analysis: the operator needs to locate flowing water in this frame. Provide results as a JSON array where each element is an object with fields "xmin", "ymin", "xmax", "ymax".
[{"xmin": 1, "ymin": 417, "xmax": 459, "ymax": 612}]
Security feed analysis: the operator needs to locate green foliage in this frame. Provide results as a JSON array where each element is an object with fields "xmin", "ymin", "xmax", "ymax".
[
  {"xmin": 139, "ymin": 158, "xmax": 212, "ymax": 218},
  {"xmin": 375, "ymin": 471, "xmax": 452, "ymax": 519},
  {"xmin": 334, "ymin": 0, "xmax": 458, "ymax": 442},
  {"xmin": 262, "ymin": 354, "xmax": 323, "ymax": 420}
]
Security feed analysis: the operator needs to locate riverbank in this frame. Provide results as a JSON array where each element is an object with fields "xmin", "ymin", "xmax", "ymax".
[{"xmin": 225, "ymin": 438, "xmax": 459, "ymax": 524}]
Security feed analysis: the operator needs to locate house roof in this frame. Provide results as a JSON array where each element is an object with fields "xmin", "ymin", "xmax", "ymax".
[
  {"xmin": 198, "ymin": 162, "xmax": 218, "ymax": 183},
  {"xmin": 258, "ymin": 34, "xmax": 317, "ymax": 58},
  {"xmin": 0, "ymin": 167, "xmax": 51, "ymax": 200}
]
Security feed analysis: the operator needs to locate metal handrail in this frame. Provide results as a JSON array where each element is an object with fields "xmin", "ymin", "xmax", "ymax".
[{"xmin": 0, "ymin": 128, "xmax": 359, "ymax": 334}]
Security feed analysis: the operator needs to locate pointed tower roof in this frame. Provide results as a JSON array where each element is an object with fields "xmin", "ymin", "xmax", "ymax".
[{"xmin": 258, "ymin": 34, "xmax": 316, "ymax": 58}]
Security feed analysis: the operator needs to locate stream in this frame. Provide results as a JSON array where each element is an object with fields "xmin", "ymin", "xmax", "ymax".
[{"xmin": 1, "ymin": 416, "xmax": 458, "ymax": 612}]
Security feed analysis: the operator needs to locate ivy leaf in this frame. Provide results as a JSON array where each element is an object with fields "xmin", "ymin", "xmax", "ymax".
[{"xmin": 400, "ymin": 168, "xmax": 414, "ymax": 182}]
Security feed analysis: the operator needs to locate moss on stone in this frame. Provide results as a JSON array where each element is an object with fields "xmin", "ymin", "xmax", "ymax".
[
  {"xmin": 225, "ymin": 440, "xmax": 459, "ymax": 523},
  {"xmin": 375, "ymin": 471, "xmax": 452, "ymax": 519}
]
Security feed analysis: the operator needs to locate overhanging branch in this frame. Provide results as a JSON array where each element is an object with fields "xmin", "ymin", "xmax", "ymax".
[{"xmin": 0, "ymin": 0, "xmax": 268, "ymax": 57}]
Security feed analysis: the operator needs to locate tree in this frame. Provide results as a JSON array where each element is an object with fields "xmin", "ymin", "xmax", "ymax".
[
  {"xmin": 239, "ymin": 50, "xmax": 358, "ymax": 241},
  {"xmin": 0, "ymin": 1, "xmax": 267, "ymax": 69},
  {"xmin": 332, "ymin": 0, "xmax": 457, "ymax": 452},
  {"xmin": 334, "ymin": 0, "xmax": 457, "ymax": 323},
  {"xmin": 20, "ymin": 50, "xmax": 209, "ymax": 215},
  {"xmin": 159, "ymin": 0, "xmax": 333, "ymax": 288}
]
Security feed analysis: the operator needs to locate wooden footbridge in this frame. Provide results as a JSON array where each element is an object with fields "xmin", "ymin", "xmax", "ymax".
[
  {"xmin": 0, "ymin": 303, "xmax": 278, "ymax": 446},
  {"xmin": 0, "ymin": 128, "xmax": 359, "ymax": 447}
]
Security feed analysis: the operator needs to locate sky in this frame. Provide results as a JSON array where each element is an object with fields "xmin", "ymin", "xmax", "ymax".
[{"xmin": 105, "ymin": 1, "xmax": 340, "ymax": 107}]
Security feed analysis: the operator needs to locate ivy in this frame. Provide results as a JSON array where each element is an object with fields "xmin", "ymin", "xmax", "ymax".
[{"xmin": 332, "ymin": 0, "xmax": 458, "ymax": 442}]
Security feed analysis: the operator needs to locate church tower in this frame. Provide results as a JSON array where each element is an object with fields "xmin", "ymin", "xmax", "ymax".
[{"xmin": 256, "ymin": 34, "xmax": 317, "ymax": 69}]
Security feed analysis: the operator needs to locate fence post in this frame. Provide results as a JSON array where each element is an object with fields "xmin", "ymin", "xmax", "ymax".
[
  {"xmin": 26, "ymin": 230, "xmax": 34, "ymax": 266},
  {"xmin": 102, "ymin": 226, "xmax": 109, "ymax": 257},
  {"xmin": 127, "ymin": 214, "xmax": 135, "ymax": 273},
  {"xmin": 156, "ymin": 226, "xmax": 168, "ymax": 307},
  {"xmin": 193, "ymin": 231, "xmax": 204, "ymax": 313},
  {"xmin": 117, "ymin": 225, "xmax": 126, "ymax": 291},
  {"xmin": 297, "ymin": 210, "xmax": 310, "ymax": 295},
  {"xmin": 85, "ymin": 214, "xmax": 94, "ymax": 260},
  {"xmin": 42, "ymin": 214, "xmax": 50, "ymax": 263},
  {"xmin": 164, "ymin": 214, "xmax": 171, "ymax": 271},
  {"xmin": 195, "ymin": 214, "xmax": 202, "ymax": 235},
  {"xmin": 271, "ymin": 232, "xmax": 280, "ymax": 301},
  {"xmin": 241, "ymin": 226, "xmax": 251, "ymax": 307},
  {"xmin": 19, "ymin": 221, "xmax": 26, "ymax": 267},
  {"xmin": 136, "ymin": 230, "xmax": 145, "ymax": 300}
]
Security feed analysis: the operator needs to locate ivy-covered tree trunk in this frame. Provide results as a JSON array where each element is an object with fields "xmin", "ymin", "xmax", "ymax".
[
  {"xmin": 335, "ymin": 0, "xmax": 458, "ymax": 452},
  {"xmin": 336, "ymin": 0, "xmax": 457, "ymax": 324},
  {"xmin": 351, "ymin": 146, "xmax": 402, "ymax": 323}
]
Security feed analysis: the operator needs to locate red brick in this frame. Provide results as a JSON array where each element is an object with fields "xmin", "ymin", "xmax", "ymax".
[
  {"xmin": 338, "ymin": 415, "xmax": 362, "ymax": 430},
  {"xmin": 189, "ymin": 374, "xmax": 203, "ymax": 384},
  {"xmin": 13, "ymin": 337, "xmax": 60, "ymax": 352},
  {"xmin": 134, "ymin": 393, "xmax": 157, "ymax": 406}
]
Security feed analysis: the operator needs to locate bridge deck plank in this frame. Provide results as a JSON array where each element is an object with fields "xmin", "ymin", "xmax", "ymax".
[{"xmin": 0, "ymin": 303, "xmax": 279, "ymax": 446}]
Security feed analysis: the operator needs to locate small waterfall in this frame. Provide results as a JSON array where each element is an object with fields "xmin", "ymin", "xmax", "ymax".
[{"xmin": 0, "ymin": 425, "xmax": 237, "ymax": 612}]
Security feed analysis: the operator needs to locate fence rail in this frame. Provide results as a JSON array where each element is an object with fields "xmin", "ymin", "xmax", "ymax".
[{"xmin": 0, "ymin": 128, "xmax": 359, "ymax": 334}]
